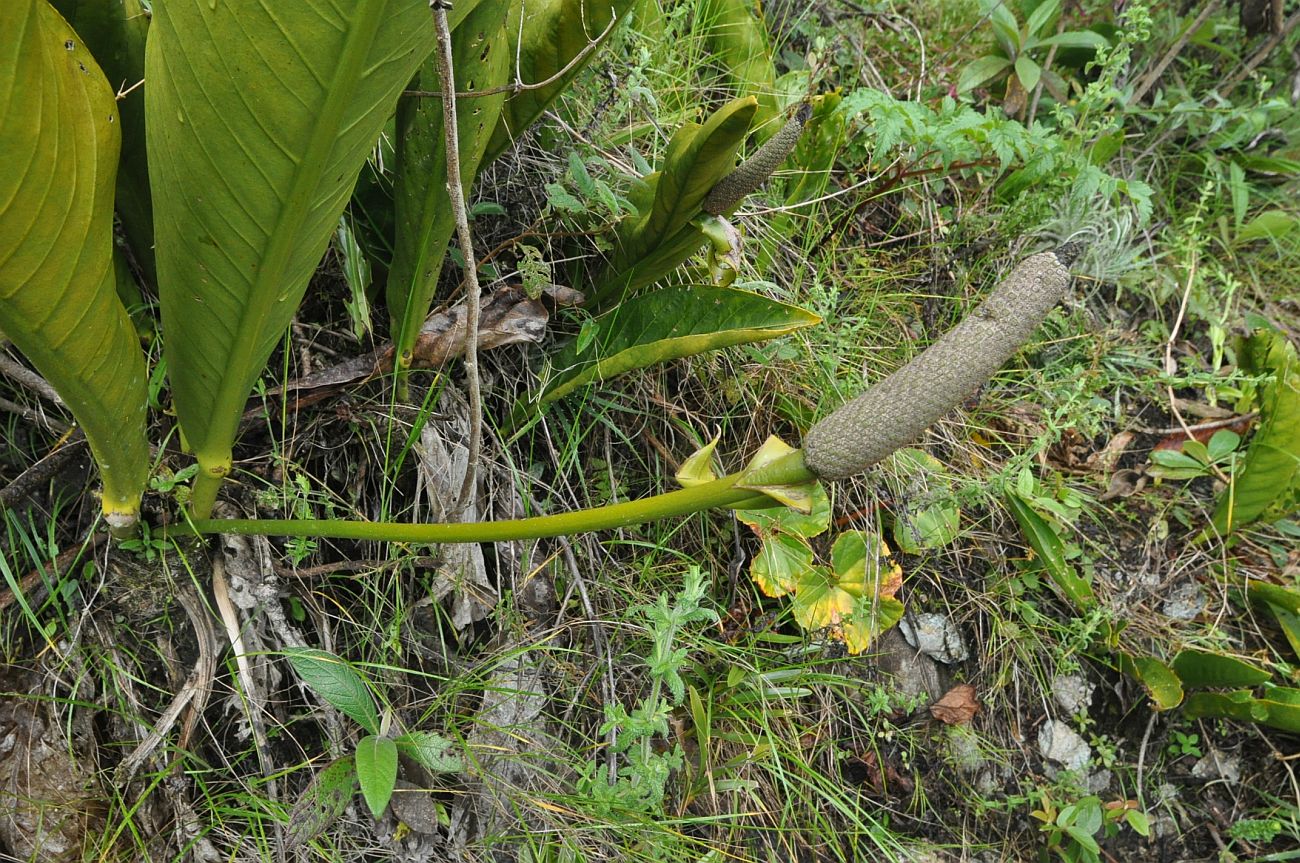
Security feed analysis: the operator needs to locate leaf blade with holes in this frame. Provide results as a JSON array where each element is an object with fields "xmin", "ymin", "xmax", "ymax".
[
  {"xmin": 286, "ymin": 755, "xmax": 359, "ymax": 849},
  {"xmin": 286, "ymin": 648, "xmax": 380, "ymax": 735},
  {"xmin": 0, "ymin": 0, "xmax": 150, "ymax": 527},
  {"xmin": 394, "ymin": 731, "xmax": 463, "ymax": 773},
  {"xmin": 1210, "ymin": 330, "xmax": 1300, "ymax": 535},
  {"xmin": 147, "ymin": 0, "xmax": 432, "ymax": 513}
]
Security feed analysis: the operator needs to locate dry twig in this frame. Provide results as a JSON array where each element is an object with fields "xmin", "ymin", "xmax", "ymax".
[{"xmin": 430, "ymin": 0, "xmax": 483, "ymax": 514}]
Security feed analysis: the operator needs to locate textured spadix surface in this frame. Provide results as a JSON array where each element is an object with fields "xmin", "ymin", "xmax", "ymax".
[{"xmin": 803, "ymin": 248, "xmax": 1074, "ymax": 479}]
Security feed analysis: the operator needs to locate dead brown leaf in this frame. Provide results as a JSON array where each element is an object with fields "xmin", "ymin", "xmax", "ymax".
[{"xmin": 929, "ymin": 683, "xmax": 980, "ymax": 726}]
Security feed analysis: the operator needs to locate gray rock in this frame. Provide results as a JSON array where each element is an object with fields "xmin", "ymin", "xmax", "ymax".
[
  {"xmin": 1051, "ymin": 673, "xmax": 1095, "ymax": 715},
  {"xmin": 1038, "ymin": 720, "xmax": 1090, "ymax": 771},
  {"xmin": 899, "ymin": 612, "xmax": 969, "ymax": 664},
  {"xmin": 1086, "ymin": 768, "xmax": 1113, "ymax": 794},
  {"xmin": 1162, "ymin": 580, "xmax": 1206, "ymax": 620},
  {"xmin": 945, "ymin": 725, "xmax": 987, "ymax": 774},
  {"xmin": 1191, "ymin": 749, "xmax": 1241, "ymax": 783}
]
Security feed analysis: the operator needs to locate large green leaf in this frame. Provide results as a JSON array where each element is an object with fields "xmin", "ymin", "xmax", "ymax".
[
  {"xmin": 1005, "ymin": 492, "xmax": 1095, "ymax": 610},
  {"xmin": 592, "ymin": 97, "xmax": 756, "ymax": 306},
  {"xmin": 50, "ymin": 0, "xmax": 153, "ymax": 287},
  {"xmin": 388, "ymin": 0, "xmax": 511, "ymax": 371},
  {"xmin": 696, "ymin": 0, "xmax": 779, "ymax": 137},
  {"xmin": 1210, "ymin": 329, "xmax": 1300, "ymax": 535},
  {"xmin": 1115, "ymin": 653, "xmax": 1184, "ymax": 711},
  {"xmin": 355, "ymin": 735, "xmax": 399, "ymax": 820},
  {"xmin": 0, "ymin": 0, "xmax": 149, "ymax": 527},
  {"xmin": 528, "ymin": 284, "xmax": 818, "ymax": 409},
  {"xmin": 1184, "ymin": 687, "xmax": 1300, "ymax": 734},
  {"xmin": 147, "ymin": 0, "xmax": 432, "ymax": 514},
  {"xmin": 1171, "ymin": 649, "xmax": 1273, "ymax": 688},
  {"xmin": 285, "ymin": 648, "xmax": 381, "ymax": 735},
  {"xmin": 482, "ymin": 0, "xmax": 635, "ymax": 166},
  {"xmin": 286, "ymin": 755, "xmax": 358, "ymax": 849}
]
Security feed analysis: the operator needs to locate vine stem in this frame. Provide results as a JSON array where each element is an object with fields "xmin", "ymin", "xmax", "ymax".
[{"xmin": 431, "ymin": 0, "xmax": 483, "ymax": 514}]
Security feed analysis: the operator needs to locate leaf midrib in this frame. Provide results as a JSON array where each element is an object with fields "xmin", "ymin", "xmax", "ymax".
[{"xmin": 197, "ymin": 0, "xmax": 389, "ymax": 461}]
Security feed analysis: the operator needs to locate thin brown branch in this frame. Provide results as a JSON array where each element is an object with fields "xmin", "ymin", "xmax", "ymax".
[
  {"xmin": 403, "ymin": 10, "xmax": 618, "ymax": 101},
  {"xmin": 1221, "ymin": 8, "xmax": 1300, "ymax": 94},
  {"xmin": 1131, "ymin": 0, "xmax": 1224, "ymax": 105},
  {"xmin": 430, "ymin": 0, "xmax": 483, "ymax": 514},
  {"xmin": 0, "ymin": 351, "xmax": 66, "ymax": 406}
]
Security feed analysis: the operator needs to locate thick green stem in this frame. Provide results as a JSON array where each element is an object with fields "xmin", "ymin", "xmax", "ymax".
[
  {"xmin": 188, "ymin": 463, "xmax": 227, "ymax": 521},
  {"xmin": 180, "ymin": 472, "xmax": 777, "ymax": 543}
]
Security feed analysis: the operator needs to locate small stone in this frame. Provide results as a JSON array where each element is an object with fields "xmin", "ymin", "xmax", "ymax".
[
  {"xmin": 1038, "ymin": 720, "xmax": 1090, "ymax": 771},
  {"xmin": 945, "ymin": 725, "xmax": 987, "ymax": 774},
  {"xmin": 1051, "ymin": 673, "xmax": 1095, "ymax": 715},
  {"xmin": 1191, "ymin": 750, "xmax": 1241, "ymax": 784},
  {"xmin": 1162, "ymin": 580, "xmax": 1206, "ymax": 620},
  {"xmin": 1086, "ymin": 769, "xmax": 1113, "ymax": 794},
  {"xmin": 899, "ymin": 613, "xmax": 969, "ymax": 664}
]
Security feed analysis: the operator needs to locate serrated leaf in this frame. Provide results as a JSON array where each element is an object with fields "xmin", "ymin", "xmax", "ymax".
[
  {"xmin": 394, "ymin": 731, "xmax": 463, "ymax": 773},
  {"xmin": 529, "ymin": 285, "xmax": 818, "ymax": 407},
  {"xmin": 355, "ymin": 735, "xmax": 399, "ymax": 820},
  {"xmin": 286, "ymin": 649, "xmax": 380, "ymax": 735},
  {"xmin": 677, "ymin": 432, "xmax": 722, "ymax": 487},
  {"xmin": 1005, "ymin": 493, "xmax": 1095, "ymax": 610},
  {"xmin": 1211, "ymin": 330, "xmax": 1300, "ymax": 535},
  {"xmin": 736, "ymin": 480, "xmax": 831, "ymax": 540},
  {"xmin": 593, "ymin": 97, "xmax": 757, "ymax": 306},
  {"xmin": 1171, "ymin": 649, "xmax": 1273, "ymax": 688},
  {"xmin": 388, "ymin": 0, "xmax": 511, "ymax": 368},
  {"xmin": 1115, "ymin": 653, "xmax": 1184, "ymax": 711},
  {"xmin": 0, "ymin": 0, "xmax": 150, "ymax": 526},
  {"xmin": 286, "ymin": 756, "xmax": 358, "ymax": 849},
  {"xmin": 147, "ymin": 0, "xmax": 432, "ymax": 507},
  {"xmin": 749, "ymin": 533, "xmax": 813, "ymax": 598},
  {"xmin": 483, "ymin": 0, "xmax": 635, "ymax": 165}
]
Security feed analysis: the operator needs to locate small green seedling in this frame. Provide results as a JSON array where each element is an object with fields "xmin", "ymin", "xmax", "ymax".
[
  {"xmin": 283, "ymin": 649, "xmax": 461, "ymax": 848},
  {"xmin": 958, "ymin": 0, "xmax": 1108, "ymax": 116},
  {"xmin": 1148, "ymin": 429, "xmax": 1241, "ymax": 481},
  {"xmin": 1031, "ymin": 792, "xmax": 1150, "ymax": 863}
]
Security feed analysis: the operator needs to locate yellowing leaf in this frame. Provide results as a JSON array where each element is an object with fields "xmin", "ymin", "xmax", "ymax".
[
  {"xmin": 830, "ymin": 531, "xmax": 902, "ymax": 600},
  {"xmin": 837, "ymin": 596, "xmax": 905, "ymax": 655},
  {"xmin": 792, "ymin": 531, "xmax": 905, "ymax": 654},
  {"xmin": 750, "ymin": 533, "xmax": 812, "ymax": 597},
  {"xmin": 738, "ymin": 435, "xmax": 820, "ymax": 512},
  {"xmin": 792, "ymin": 566, "xmax": 854, "ymax": 630},
  {"xmin": 677, "ymin": 431, "xmax": 721, "ymax": 487},
  {"xmin": 736, "ymin": 482, "xmax": 830, "ymax": 540}
]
